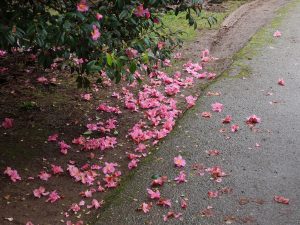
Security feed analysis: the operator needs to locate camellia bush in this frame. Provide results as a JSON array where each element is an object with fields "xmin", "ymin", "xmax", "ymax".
[{"xmin": 0, "ymin": 0, "xmax": 211, "ymax": 87}]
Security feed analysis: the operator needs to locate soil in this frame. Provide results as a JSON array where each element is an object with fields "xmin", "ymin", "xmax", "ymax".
[{"xmin": 0, "ymin": 0, "xmax": 290, "ymax": 224}]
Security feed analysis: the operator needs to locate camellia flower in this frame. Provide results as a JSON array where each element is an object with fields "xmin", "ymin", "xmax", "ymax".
[
  {"xmin": 231, "ymin": 124, "xmax": 239, "ymax": 132},
  {"xmin": 140, "ymin": 202, "xmax": 152, "ymax": 213},
  {"xmin": 38, "ymin": 171, "xmax": 51, "ymax": 181},
  {"xmin": 87, "ymin": 199, "xmax": 103, "ymax": 209},
  {"xmin": 48, "ymin": 133, "xmax": 58, "ymax": 142},
  {"xmin": 0, "ymin": 50, "xmax": 7, "ymax": 57},
  {"xmin": 208, "ymin": 191, "xmax": 219, "ymax": 198},
  {"xmin": 96, "ymin": 13, "xmax": 103, "ymax": 20},
  {"xmin": 157, "ymin": 198, "xmax": 172, "ymax": 207},
  {"xmin": 201, "ymin": 112, "xmax": 212, "ymax": 118},
  {"xmin": 125, "ymin": 48, "xmax": 138, "ymax": 59},
  {"xmin": 77, "ymin": 0, "xmax": 89, "ymax": 12},
  {"xmin": 147, "ymin": 188, "xmax": 161, "ymax": 199},
  {"xmin": 102, "ymin": 162, "xmax": 118, "ymax": 174},
  {"xmin": 51, "ymin": 164, "xmax": 64, "ymax": 174},
  {"xmin": 70, "ymin": 203, "xmax": 81, "ymax": 212},
  {"xmin": 33, "ymin": 186, "xmax": 49, "ymax": 198},
  {"xmin": 46, "ymin": 191, "xmax": 61, "ymax": 203},
  {"xmin": 174, "ymin": 171, "xmax": 187, "ymax": 183},
  {"xmin": 222, "ymin": 115, "xmax": 232, "ymax": 124},
  {"xmin": 91, "ymin": 25, "xmax": 101, "ymax": 41},
  {"xmin": 185, "ymin": 95, "xmax": 197, "ymax": 108},
  {"xmin": 246, "ymin": 115, "xmax": 261, "ymax": 124},
  {"xmin": 128, "ymin": 159, "xmax": 138, "ymax": 170},
  {"xmin": 211, "ymin": 102, "xmax": 223, "ymax": 112},
  {"xmin": 4, "ymin": 167, "xmax": 21, "ymax": 182},
  {"xmin": 181, "ymin": 199, "xmax": 187, "ymax": 209},
  {"xmin": 174, "ymin": 155, "xmax": 186, "ymax": 168},
  {"xmin": 81, "ymin": 93, "xmax": 92, "ymax": 101},
  {"xmin": 2, "ymin": 118, "xmax": 14, "ymax": 129},
  {"xmin": 273, "ymin": 30, "xmax": 282, "ymax": 37},
  {"xmin": 274, "ymin": 195, "xmax": 289, "ymax": 204},
  {"xmin": 278, "ymin": 79, "xmax": 285, "ymax": 86}
]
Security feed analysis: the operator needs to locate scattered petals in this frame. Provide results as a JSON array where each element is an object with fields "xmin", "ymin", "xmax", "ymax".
[
  {"xmin": 201, "ymin": 112, "xmax": 212, "ymax": 118},
  {"xmin": 274, "ymin": 195, "xmax": 289, "ymax": 204},
  {"xmin": 157, "ymin": 198, "xmax": 172, "ymax": 207}
]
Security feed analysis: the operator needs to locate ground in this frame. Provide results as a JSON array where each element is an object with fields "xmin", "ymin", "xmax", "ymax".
[
  {"xmin": 96, "ymin": 1, "xmax": 300, "ymax": 224},
  {"xmin": 0, "ymin": 0, "xmax": 298, "ymax": 224}
]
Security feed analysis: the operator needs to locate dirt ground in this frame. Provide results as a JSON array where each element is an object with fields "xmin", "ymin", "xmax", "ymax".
[{"xmin": 0, "ymin": 0, "xmax": 290, "ymax": 224}]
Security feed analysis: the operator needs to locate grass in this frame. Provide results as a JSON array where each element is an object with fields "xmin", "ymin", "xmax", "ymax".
[{"xmin": 161, "ymin": 0, "xmax": 246, "ymax": 42}]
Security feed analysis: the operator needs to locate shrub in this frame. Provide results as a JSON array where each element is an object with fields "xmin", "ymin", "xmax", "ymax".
[{"xmin": 0, "ymin": 0, "xmax": 209, "ymax": 87}]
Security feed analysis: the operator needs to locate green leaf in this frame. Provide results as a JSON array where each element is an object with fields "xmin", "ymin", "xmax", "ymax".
[
  {"xmin": 129, "ymin": 62, "xmax": 136, "ymax": 73},
  {"xmin": 106, "ymin": 53, "xmax": 113, "ymax": 66}
]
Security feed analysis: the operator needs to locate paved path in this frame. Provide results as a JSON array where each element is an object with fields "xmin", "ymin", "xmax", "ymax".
[{"xmin": 97, "ymin": 2, "xmax": 300, "ymax": 225}]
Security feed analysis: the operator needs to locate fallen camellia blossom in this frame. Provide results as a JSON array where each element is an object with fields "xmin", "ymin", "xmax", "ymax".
[
  {"xmin": 38, "ymin": 171, "xmax": 51, "ymax": 181},
  {"xmin": 128, "ymin": 159, "xmax": 139, "ymax": 170},
  {"xmin": 102, "ymin": 162, "xmax": 118, "ymax": 174},
  {"xmin": 246, "ymin": 115, "xmax": 261, "ymax": 124},
  {"xmin": 181, "ymin": 199, "xmax": 188, "ymax": 209},
  {"xmin": 273, "ymin": 30, "xmax": 282, "ymax": 37},
  {"xmin": 274, "ymin": 195, "xmax": 289, "ymax": 204},
  {"xmin": 208, "ymin": 191, "xmax": 219, "ymax": 198},
  {"xmin": 211, "ymin": 102, "xmax": 223, "ymax": 112},
  {"xmin": 163, "ymin": 211, "xmax": 183, "ymax": 221},
  {"xmin": 147, "ymin": 188, "xmax": 161, "ymax": 199},
  {"xmin": 231, "ymin": 124, "xmax": 239, "ymax": 132},
  {"xmin": 87, "ymin": 199, "xmax": 103, "ymax": 209},
  {"xmin": 201, "ymin": 112, "xmax": 212, "ymax": 118},
  {"xmin": 2, "ymin": 118, "xmax": 14, "ymax": 129},
  {"xmin": 174, "ymin": 155, "xmax": 186, "ymax": 167},
  {"xmin": 59, "ymin": 141, "xmax": 71, "ymax": 155},
  {"xmin": 70, "ymin": 203, "xmax": 81, "ymax": 212},
  {"xmin": 185, "ymin": 95, "xmax": 197, "ymax": 108},
  {"xmin": 26, "ymin": 222, "xmax": 34, "ymax": 225},
  {"xmin": 4, "ymin": 167, "xmax": 21, "ymax": 182},
  {"xmin": 46, "ymin": 191, "xmax": 61, "ymax": 203},
  {"xmin": 140, "ymin": 202, "xmax": 152, "ymax": 213},
  {"xmin": 222, "ymin": 115, "xmax": 232, "ymax": 124},
  {"xmin": 157, "ymin": 198, "xmax": 172, "ymax": 207},
  {"xmin": 48, "ymin": 133, "xmax": 58, "ymax": 142},
  {"xmin": 201, "ymin": 206, "xmax": 214, "ymax": 217},
  {"xmin": 174, "ymin": 171, "xmax": 187, "ymax": 183},
  {"xmin": 151, "ymin": 176, "xmax": 168, "ymax": 187},
  {"xmin": 51, "ymin": 164, "xmax": 64, "ymax": 174},
  {"xmin": 206, "ymin": 149, "xmax": 220, "ymax": 156},
  {"xmin": 207, "ymin": 166, "xmax": 227, "ymax": 182},
  {"xmin": 96, "ymin": 103, "xmax": 121, "ymax": 114},
  {"xmin": 278, "ymin": 79, "xmax": 285, "ymax": 86},
  {"xmin": 33, "ymin": 186, "xmax": 49, "ymax": 198}
]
